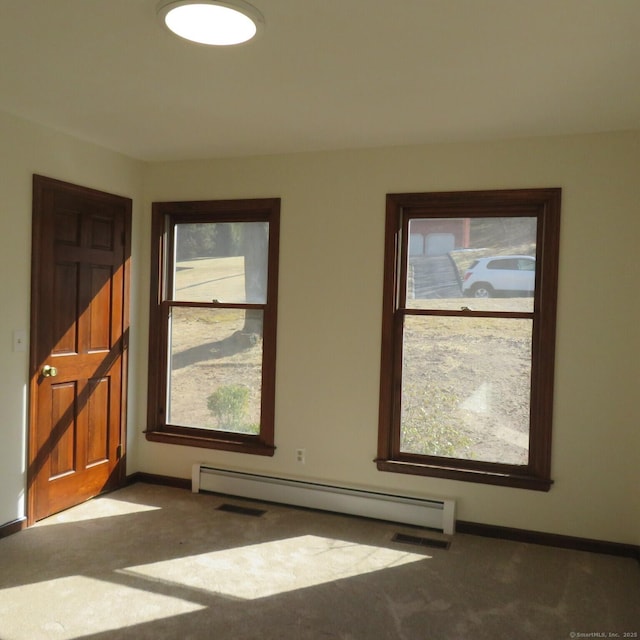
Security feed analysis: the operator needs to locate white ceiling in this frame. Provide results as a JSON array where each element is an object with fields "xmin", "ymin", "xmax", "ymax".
[{"xmin": 1, "ymin": 0, "xmax": 639, "ymax": 161}]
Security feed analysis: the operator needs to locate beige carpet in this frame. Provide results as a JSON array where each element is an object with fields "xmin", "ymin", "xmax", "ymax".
[{"xmin": 0, "ymin": 483, "xmax": 637, "ymax": 639}]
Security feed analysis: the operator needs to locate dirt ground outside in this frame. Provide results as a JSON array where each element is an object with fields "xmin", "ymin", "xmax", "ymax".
[
  {"xmin": 401, "ymin": 311, "xmax": 531, "ymax": 465},
  {"xmin": 168, "ymin": 307, "xmax": 263, "ymax": 433}
]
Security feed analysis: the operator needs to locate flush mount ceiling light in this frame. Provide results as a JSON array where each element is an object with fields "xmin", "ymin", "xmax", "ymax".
[{"xmin": 157, "ymin": 0, "xmax": 264, "ymax": 46}]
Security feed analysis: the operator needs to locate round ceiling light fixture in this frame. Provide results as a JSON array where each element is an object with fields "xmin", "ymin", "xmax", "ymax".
[{"xmin": 157, "ymin": 0, "xmax": 264, "ymax": 46}]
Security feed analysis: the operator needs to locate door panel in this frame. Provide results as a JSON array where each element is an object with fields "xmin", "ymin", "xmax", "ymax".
[
  {"xmin": 89, "ymin": 266, "xmax": 113, "ymax": 350},
  {"xmin": 29, "ymin": 175, "xmax": 131, "ymax": 523},
  {"xmin": 49, "ymin": 381, "xmax": 77, "ymax": 478},
  {"xmin": 87, "ymin": 376, "xmax": 110, "ymax": 465},
  {"xmin": 53, "ymin": 262, "xmax": 79, "ymax": 354}
]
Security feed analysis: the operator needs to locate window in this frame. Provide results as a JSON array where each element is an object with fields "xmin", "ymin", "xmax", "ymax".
[
  {"xmin": 377, "ymin": 189, "xmax": 561, "ymax": 490},
  {"xmin": 147, "ymin": 198, "xmax": 280, "ymax": 455}
]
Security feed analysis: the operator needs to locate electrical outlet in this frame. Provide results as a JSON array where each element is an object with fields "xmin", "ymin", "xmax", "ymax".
[{"xmin": 295, "ymin": 448, "xmax": 305, "ymax": 464}]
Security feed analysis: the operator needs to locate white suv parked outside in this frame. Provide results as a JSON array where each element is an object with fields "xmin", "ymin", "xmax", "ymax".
[{"xmin": 462, "ymin": 255, "xmax": 535, "ymax": 298}]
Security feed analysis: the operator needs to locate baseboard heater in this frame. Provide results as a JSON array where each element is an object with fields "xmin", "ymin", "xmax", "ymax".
[{"xmin": 192, "ymin": 464, "xmax": 455, "ymax": 535}]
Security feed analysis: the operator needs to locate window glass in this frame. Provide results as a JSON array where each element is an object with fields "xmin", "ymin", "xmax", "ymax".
[
  {"xmin": 173, "ymin": 222, "xmax": 269, "ymax": 303},
  {"xmin": 401, "ymin": 315, "xmax": 532, "ymax": 465},
  {"xmin": 167, "ymin": 307, "xmax": 263, "ymax": 433},
  {"xmin": 406, "ymin": 216, "xmax": 537, "ymax": 313}
]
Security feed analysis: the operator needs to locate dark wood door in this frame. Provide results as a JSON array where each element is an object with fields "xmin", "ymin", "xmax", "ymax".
[{"xmin": 28, "ymin": 175, "xmax": 131, "ymax": 523}]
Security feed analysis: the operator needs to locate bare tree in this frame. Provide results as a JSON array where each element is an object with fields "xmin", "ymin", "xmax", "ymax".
[{"xmin": 241, "ymin": 222, "xmax": 268, "ymax": 336}]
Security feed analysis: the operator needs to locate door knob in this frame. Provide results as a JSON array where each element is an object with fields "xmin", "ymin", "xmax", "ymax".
[{"xmin": 42, "ymin": 365, "xmax": 58, "ymax": 378}]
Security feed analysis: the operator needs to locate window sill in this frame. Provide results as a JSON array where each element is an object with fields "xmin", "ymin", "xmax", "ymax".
[
  {"xmin": 145, "ymin": 430, "xmax": 276, "ymax": 456},
  {"xmin": 376, "ymin": 458, "xmax": 553, "ymax": 492}
]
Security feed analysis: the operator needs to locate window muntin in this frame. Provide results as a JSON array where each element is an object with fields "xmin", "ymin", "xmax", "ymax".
[
  {"xmin": 378, "ymin": 189, "xmax": 560, "ymax": 490},
  {"xmin": 147, "ymin": 199, "xmax": 279, "ymax": 455}
]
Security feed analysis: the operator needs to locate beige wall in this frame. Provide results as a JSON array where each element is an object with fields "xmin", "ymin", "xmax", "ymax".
[
  {"xmin": 0, "ymin": 110, "xmax": 144, "ymax": 526},
  {"xmin": 140, "ymin": 131, "xmax": 640, "ymax": 546},
  {"xmin": 1, "ymin": 108, "xmax": 638, "ymax": 547}
]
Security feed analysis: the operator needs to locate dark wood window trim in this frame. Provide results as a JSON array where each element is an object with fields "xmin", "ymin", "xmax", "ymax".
[
  {"xmin": 146, "ymin": 198, "xmax": 280, "ymax": 456},
  {"xmin": 377, "ymin": 188, "xmax": 561, "ymax": 491}
]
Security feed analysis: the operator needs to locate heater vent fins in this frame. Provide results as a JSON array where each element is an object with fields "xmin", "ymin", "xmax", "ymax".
[{"xmin": 217, "ymin": 503, "xmax": 266, "ymax": 517}]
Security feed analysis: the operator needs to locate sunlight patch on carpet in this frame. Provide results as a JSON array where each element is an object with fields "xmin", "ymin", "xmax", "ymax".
[
  {"xmin": 33, "ymin": 498, "xmax": 161, "ymax": 527},
  {"xmin": 0, "ymin": 575, "xmax": 204, "ymax": 640},
  {"xmin": 122, "ymin": 534, "xmax": 430, "ymax": 600}
]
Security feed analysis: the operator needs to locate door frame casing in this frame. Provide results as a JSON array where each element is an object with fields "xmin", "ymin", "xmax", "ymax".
[{"xmin": 27, "ymin": 175, "xmax": 131, "ymax": 526}]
